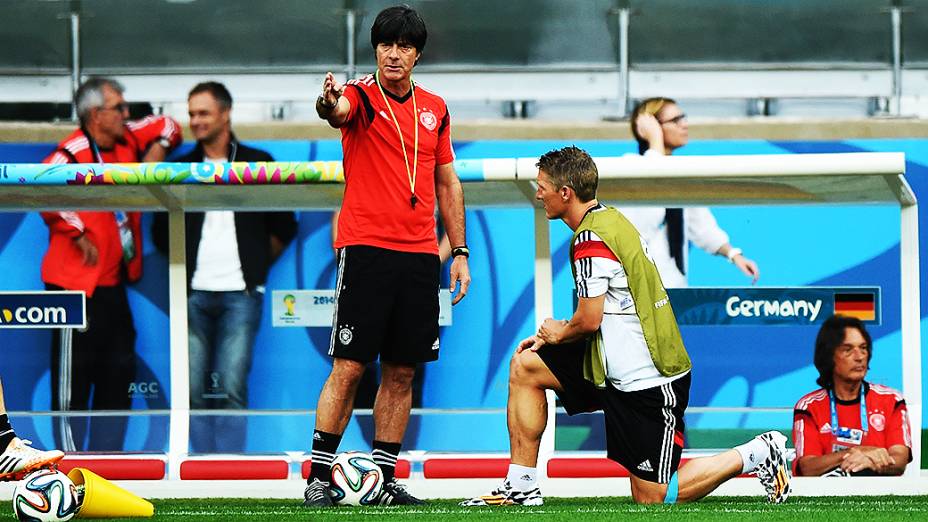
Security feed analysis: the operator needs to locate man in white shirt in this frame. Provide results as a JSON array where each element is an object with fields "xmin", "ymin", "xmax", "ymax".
[{"xmin": 152, "ymin": 82, "xmax": 297, "ymax": 452}]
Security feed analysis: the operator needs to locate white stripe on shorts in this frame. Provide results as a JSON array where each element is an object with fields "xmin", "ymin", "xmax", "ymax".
[
  {"xmin": 328, "ymin": 248, "xmax": 348, "ymax": 356},
  {"xmin": 658, "ymin": 383, "xmax": 677, "ymax": 483}
]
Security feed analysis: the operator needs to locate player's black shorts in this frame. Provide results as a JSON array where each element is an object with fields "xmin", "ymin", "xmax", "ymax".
[
  {"xmin": 536, "ymin": 342, "xmax": 690, "ymax": 484},
  {"xmin": 329, "ymin": 245, "xmax": 440, "ymax": 364}
]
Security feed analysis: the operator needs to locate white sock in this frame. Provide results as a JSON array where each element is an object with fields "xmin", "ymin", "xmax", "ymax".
[
  {"xmin": 734, "ymin": 436, "xmax": 770, "ymax": 474},
  {"xmin": 506, "ymin": 464, "xmax": 537, "ymax": 491}
]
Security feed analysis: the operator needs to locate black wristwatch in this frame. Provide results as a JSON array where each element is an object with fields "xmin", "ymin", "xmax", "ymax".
[{"xmin": 451, "ymin": 246, "xmax": 470, "ymax": 259}]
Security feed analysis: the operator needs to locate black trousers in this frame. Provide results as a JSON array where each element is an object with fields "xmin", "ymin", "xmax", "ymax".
[{"xmin": 48, "ymin": 283, "xmax": 136, "ymax": 451}]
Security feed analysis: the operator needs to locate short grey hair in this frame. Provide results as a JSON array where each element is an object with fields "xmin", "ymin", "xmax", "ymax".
[{"xmin": 75, "ymin": 77, "xmax": 124, "ymax": 124}]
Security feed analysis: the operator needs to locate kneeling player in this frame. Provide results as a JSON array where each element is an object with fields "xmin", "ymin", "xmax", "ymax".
[{"xmin": 462, "ymin": 146, "xmax": 790, "ymax": 506}]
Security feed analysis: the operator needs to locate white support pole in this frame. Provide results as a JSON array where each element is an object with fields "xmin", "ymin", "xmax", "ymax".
[
  {"xmin": 345, "ymin": 9, "xmax": 357, "ymax": 83},
  {"xmin": 167, "ymin": 209, "xmax": 189, "ymax": 479},
  {"xmin": 68, "ymin": 11, "xmax": 80, "ymax": 122},
  {"xmin": 900, "ymin": 201, "xmax": 921, "ymax": 478},
  {"xmin": 617, "ymin": 7, "xmax": 631, "ymax": 117},
  {"xmin": 533, "ymin": 207, "xmax": 557, "ymax": 478},
  {"xmin": 890, "ymin": 5, "xmax": 903, "ymax": 116}
]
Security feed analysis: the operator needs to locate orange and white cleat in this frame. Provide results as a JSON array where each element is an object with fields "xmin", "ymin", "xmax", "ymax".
[{"xmin": 0, "ymin": 438, "xmax": 64, "ymax": 481}]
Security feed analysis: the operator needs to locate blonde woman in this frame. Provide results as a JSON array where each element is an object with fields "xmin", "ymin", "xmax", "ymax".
[{"xmin": 622, "ymin": 97, "xmax": 759, "ymax": 288}]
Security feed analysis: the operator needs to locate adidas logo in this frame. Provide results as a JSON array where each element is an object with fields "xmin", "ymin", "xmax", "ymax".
[
  {"xmin": 520, "ymin": 474, "xmax": 532, "ymax": 481},
  {"xmin": 0, "ymin": 455, "xmax": 23, "ymax": 474},
  {"xmin": 313, "ymin": 432, "xmax": 323, "ymax": 441},
  {"xmin": 637, "ymin": 460, "xmax": 653, "ymax": 472}
]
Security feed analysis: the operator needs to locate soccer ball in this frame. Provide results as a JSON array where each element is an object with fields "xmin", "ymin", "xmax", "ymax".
[
  {"xmin": 329, "ymin": 451, "xmax": 384, "ymax": 506},
  {"xmin": 12, "ymin": 469, "xmax": 79, "ymax": 522}
]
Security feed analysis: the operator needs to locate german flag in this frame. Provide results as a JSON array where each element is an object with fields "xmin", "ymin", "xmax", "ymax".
[{"xmin": 834, "ymin": 292, "xmax": 876, "ymax": 321}]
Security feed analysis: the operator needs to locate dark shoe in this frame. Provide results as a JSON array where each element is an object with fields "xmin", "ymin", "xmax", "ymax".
[
  {"xmin": 378, "ymin": 480, "xmax": 425, "ymax": 505},
  {"xmin": 303, "ymin": 478, "xmax": 334, "ymax": 507}
]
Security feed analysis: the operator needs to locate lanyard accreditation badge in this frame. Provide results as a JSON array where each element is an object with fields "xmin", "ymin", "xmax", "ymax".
[
  {"xmin": 113, "ymin": 211, "xmax": 135, "ymax": 263},
  {"xmin": 829, "ymin": 385, "xmax": 867, "ymax": 446},
  {"xmin": 87, "ymin": 129, "xmax": 136, "ymax": 264}
]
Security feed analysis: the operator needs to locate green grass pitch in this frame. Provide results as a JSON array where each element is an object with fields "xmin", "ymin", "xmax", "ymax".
[{"xmin": 4, "ymin": 497, "xmax": 928, "ymax": 521}]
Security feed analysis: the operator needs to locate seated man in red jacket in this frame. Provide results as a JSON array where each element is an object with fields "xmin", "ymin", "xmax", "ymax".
[
  {"xmin": 42, "ymin": 77, "xmax": 181, "ymax": 451},
  {"xmin": 793, "ymin": 315, "xmax": 911, "ymax": 476}
]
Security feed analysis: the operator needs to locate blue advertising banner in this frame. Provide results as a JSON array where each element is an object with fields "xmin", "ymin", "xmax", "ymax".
[
  {"xmin": 669, "ymin": 287, "xmax": 880, "ymax": 326},
  {"xmin": 0, "ymin": 291, "xmax": 86, "ymax": 329}
]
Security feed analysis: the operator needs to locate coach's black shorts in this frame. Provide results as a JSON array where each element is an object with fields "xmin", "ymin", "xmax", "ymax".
[
  {"xmin": 536, "ymin": 342, "xmax": 690, "ymax": 484},
  {"xmin": 329, "ymin": 245, "xmax": 440, "ymax": 364}
]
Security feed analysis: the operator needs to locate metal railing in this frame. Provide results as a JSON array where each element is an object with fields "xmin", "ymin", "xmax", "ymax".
[{"xmin": 0, "ymin": 1, "xmax": 922, "ymax": 118}]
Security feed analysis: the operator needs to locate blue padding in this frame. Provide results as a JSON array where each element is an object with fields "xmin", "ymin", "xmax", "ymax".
[
  {"xmin": 664, "ymin": 471, "xmax": 679, "ymax": 504},
  {"xmin": 0, "ymin": 143, "xmax": 57, "ymax": 162}
]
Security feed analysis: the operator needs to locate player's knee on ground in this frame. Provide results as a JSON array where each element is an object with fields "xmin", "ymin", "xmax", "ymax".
[
  {"xmin": 631, "ymin": 484, "xmax": 668, "ymax": 505},
  {"xmin": 633, "ymin": 492, "xmax": 665, "ymax": 505}
]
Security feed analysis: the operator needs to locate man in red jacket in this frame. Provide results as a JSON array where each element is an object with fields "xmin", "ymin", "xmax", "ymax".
[{"xmin": 42, "ymin": 77, "xmax": 182, "ymax": 451}]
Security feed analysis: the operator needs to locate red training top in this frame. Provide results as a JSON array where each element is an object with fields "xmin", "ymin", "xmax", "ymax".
[
  {"xmin": 335, "ymin": 73, "xmax": 454, "ymax": 254},
  {"xmin": 792, "ymin": 382, "xmax": 912, "ymax": 475},
  {"xmin": 41, "ymin": 116, "xmax": 182, "ymax": 295}
]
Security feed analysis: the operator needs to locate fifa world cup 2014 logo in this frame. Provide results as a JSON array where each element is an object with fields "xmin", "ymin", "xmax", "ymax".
[{"xmin": 284, "ymin": 294, "xmax": 296, "ymax": 316}]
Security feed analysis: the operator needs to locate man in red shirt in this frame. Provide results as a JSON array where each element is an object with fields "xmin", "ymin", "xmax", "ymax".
[
  {"xmin": 303, "ymin": 5, "xmax": 470, "ymax": 507},
  {"xmin": 42, "ymin": 77, "xmax": 182, "ymax": 451},
  {"xmin": 793, "ymin": 315, "xmax": 911, "ymax": 476}
]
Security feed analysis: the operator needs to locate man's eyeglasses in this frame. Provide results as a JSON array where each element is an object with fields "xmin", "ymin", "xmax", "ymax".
[
  {"xmin": 98, "ymin": 102, "xmax": 129, "ymax": 113},
  {"xmin": 659, "ymin": 113, "xmax": 686, "ymax": 125}
]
